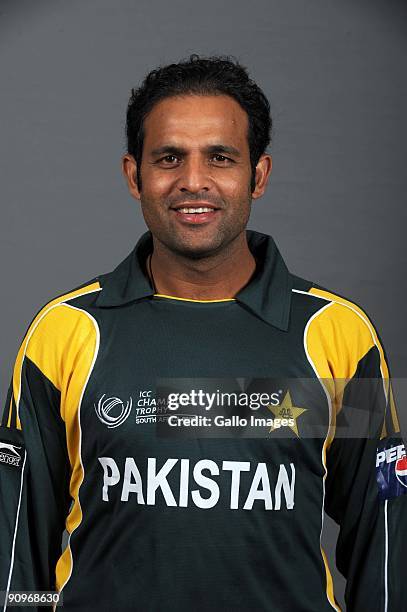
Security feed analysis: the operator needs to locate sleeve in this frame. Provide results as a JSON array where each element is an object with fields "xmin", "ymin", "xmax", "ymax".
[
  {"xmin": 324, "ymin": 333, "xmax": 406, "ymax": 612},
  {"xmin": 0, "ymin": 321, "xmax": 71, "ymax": 608}
]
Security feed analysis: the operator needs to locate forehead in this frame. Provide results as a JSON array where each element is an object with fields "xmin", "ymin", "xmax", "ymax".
[{"xmin": 142, "ymin": 94, "xmax": 249, "ymax": 149}]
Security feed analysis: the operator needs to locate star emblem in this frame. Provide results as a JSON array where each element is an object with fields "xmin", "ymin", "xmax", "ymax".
[{"xmin": 267, "ymin": 390, "xmax": 307, "ymax": 437}]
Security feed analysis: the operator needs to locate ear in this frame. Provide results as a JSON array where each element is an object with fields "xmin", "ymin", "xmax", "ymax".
[
  {"xmin": 251, "ymin": 154, "xmax": 272, "ymax": 200},
  {"xmin": 122, "ymin": 154, "xmax": 141, "ymax": 200}
]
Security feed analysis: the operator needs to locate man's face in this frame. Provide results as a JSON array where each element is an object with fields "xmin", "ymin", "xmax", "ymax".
[{"xmin": 123, "ymin": 94, "xmax": 271, "ymax": 258}]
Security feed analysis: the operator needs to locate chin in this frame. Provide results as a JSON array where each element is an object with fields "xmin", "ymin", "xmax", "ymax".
[{"xmin": 171, "ymin": 236, "xmax": 224, "ymax": 259}]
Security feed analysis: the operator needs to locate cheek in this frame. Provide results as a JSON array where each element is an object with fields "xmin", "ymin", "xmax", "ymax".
[
  {"xmin": 142, "ymin": 167, "xmax": 174, "ymax": 194},
  {"xmin": 153, "ymin": 175, "xmax": 174, "ymax": 194},
  {"xmin": 218, "ymin": 177, "xmax": 251, "ymax": 202},
  {"xmin": 215, "ymin": 166, "xmax": 251, "ymax": 191}
]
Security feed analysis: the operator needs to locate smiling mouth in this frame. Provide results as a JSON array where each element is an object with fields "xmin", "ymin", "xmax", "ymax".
[
  {"xmin": 170, "ymin": 206, "xmax": 221, "ymax": 225},
  {"xmin": 175, "ymin": 206, "xmax": 217, "ymax": 214},
  {"xmin": 171, "ymin": 201, "xmax": 221, "ymax": 212}
]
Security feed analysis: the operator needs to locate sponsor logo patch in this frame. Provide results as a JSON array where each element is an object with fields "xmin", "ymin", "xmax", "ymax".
[
  {"xmin": 395, "ymin": 455, "xmax": 407, "ymax": 490},
  {"xmin": 376, "ymin": 438, "xmax": 407, "ymax": 500},
  {"xmin": 0, "ymin": 440, "xmax": 24, "ymax": 469}
]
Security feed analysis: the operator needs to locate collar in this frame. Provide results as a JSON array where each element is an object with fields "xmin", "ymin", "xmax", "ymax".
[{"xmin": 95, "ymin": 229, "xmax": 293, "ymax": 331}]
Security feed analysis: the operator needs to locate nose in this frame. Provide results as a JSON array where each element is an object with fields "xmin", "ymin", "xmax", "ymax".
[{"xmin": 176, "ymin": 155, "xmax": 210, "ymax": 193}]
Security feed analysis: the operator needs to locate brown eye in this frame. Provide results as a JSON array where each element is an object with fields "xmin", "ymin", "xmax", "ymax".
[{"xmin": 212, "ymin": 154, "xmax": 232, "ymax": 163}]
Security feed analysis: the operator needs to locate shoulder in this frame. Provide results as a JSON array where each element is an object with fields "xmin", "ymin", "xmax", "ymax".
[
  {"xmin": 291, "ymin": 274, "xmax": 379, "ymax": 338},
  {"xmin": 15, "ymin": 276, "xmax": 102, "ymax": 390},
  {"xmin": 24, "ymin": 276, "xmax": 101, "ymax": 339},
  {"xmin": 290, "ymin": 274, "xmax": 388, "ymax": 379}
]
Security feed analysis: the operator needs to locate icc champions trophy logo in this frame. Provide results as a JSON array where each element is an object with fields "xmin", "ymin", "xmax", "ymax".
[{"xmin": 94, "ymin": 394, "xmax": 133, "ymax": 428}]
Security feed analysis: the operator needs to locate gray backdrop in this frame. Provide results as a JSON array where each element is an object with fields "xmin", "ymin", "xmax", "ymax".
[{"xmin": 1, "ymin": 1, "xmax": 406, "ymax": 609}]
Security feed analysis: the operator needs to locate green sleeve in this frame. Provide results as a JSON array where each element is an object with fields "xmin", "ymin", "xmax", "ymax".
[
  {"xmin": 0, "ymin": 355, "xmax": 71, "ymax": 606},
  {"xmin": 325, "ymin": 344, "xmax": 406, "ymax": 611}
]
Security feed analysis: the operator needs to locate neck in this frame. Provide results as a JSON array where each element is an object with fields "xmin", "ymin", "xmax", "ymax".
[{"xmin": 147, "ymin": 232, "xmax": 256, "ymax": 300}]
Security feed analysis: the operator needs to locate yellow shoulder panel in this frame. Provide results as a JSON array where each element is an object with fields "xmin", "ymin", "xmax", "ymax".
[
  {"xmin": 309, "ymin": 287, "xmax": 389, "ymax": 378},
  {"xmin": 8, "ymin": 281, "xmax": 100, "ymax": 429},
  {"xmin": 307, "ymin": 287, "xmax": 398, "ymax": 434},
  {"xmin": 305, "ymin": 299, "xmax": 374, "ymax": 381},
  {"xmin": 25, "ymin": 302, "xmax": 96, "ymax": 398}
]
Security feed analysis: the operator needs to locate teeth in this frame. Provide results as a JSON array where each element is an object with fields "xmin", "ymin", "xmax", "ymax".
[{"xmin": 177, "ymin": 207, "xmax": 214, "ymax": 214}]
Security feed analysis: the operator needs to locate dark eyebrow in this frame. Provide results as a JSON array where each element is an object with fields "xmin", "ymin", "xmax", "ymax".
[
  {"xmin": 206, "ymin": 144, "xmax": 242, "ymax": 158},
  {"xmin": 150, "ymin": 144, "xmax": 242, "ymax": 158}
]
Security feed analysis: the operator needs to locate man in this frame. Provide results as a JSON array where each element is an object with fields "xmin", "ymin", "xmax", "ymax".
[{"xmin": 0, "ymin": 54, "xmax": 405, "ymax": 611}]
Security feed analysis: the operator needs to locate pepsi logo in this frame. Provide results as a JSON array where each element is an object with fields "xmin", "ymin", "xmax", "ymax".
[{"xmin": 395, "ymin": 455, "xmax": 407, "ymax": 489}]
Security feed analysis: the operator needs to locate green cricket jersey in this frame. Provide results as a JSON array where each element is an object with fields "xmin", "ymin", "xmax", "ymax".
[{"xmin": 1, "ymin": 229, "xmax": 405, "ymax": 611}]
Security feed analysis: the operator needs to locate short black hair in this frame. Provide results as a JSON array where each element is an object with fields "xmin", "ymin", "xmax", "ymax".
[{"xmin": 125, "ymin": 53, "xmax": 272, "ymax": 193}]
